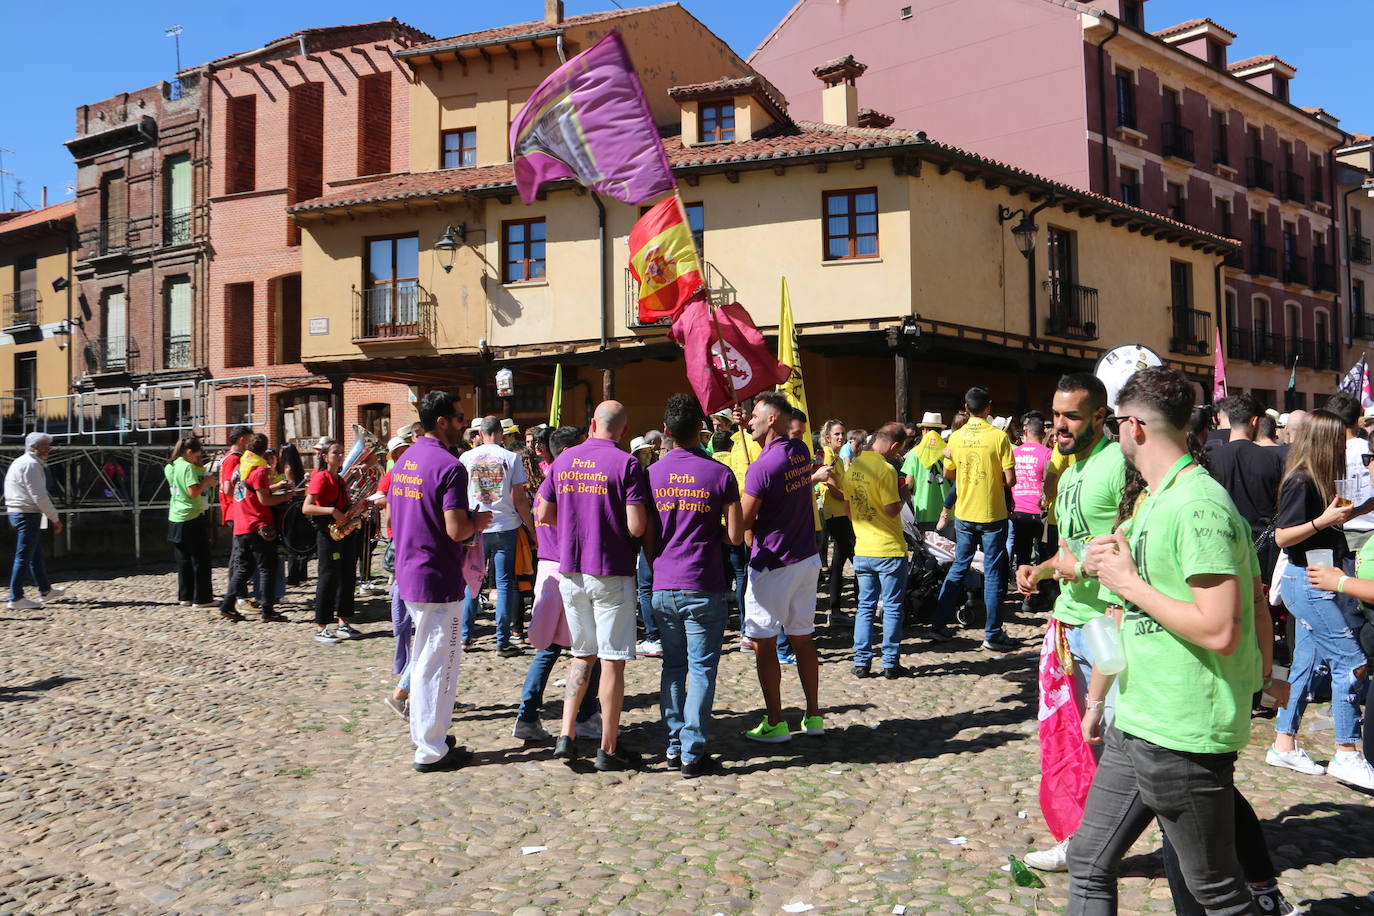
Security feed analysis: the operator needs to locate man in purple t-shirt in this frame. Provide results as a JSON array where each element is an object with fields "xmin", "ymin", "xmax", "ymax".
[
  {"xmin": 389, "ymin": 391, "xmax": 490, "ymax": 772},
  {"xmin": 649, "ymin": 394, "xmax": 743, "ymax": 777},
  {"xmin": 741, "ymin": 393, "xmax": 834, "ymax": 744},
  {"xmin": 536, "ymin": 401, "xmax": 652, "ymax": 771}
]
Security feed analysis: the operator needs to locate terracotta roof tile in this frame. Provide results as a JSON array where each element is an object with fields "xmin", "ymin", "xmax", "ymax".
[
  {"xmin": 668, "ymin": 74, "xmax": 789, "ymax": 121},
  {"xmin": 0, "ymin": 201, "xmax": 76, "ymax": 240},
  {"xmin": 401, "ymin": 4, "xmax": 672, "ymax": 55},
  {"xmin": 1228, "ymin": 53, "xmax": 1297, "ymax": 74},
  {"xmin": 194, "ymin": 19, "xmax": 433, "ymax": 69},
  {"xmin": 1153, "ymin": 18, "xmax": 1236, "ymax": 41},
  {"xmin": 287, "ymin": 122, "xmax": 1236, "ymax": 248}
]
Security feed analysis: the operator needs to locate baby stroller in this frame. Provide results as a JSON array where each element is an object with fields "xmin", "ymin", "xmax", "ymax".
[{"xmin": 902, "ymin": 505, "xmax": 984, "ymax": 625}]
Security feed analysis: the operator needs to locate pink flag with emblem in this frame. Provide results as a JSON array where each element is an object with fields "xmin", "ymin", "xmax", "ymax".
[{"xmin": 669, "ymin": 299, "xmax": 790, "ymax": 414}]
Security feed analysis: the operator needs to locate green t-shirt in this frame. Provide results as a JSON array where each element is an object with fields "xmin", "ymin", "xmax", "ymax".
[
  {"xmin": 1114, "ymin": 463, "xmax": 1262, "ymax": 754},
  {"xmin": 1051, "ymin": 438, "xmax": 1126, "ymax": 626},
  {"xmin": 165, "ymin": 457, "xmax": 206, "ymax": 523},
  {"xmin": 900, "ymin": 443, "xmax": 949, "ymax": 524}
]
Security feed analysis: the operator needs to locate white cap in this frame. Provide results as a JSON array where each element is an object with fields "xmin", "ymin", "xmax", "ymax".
[
  {"xmin": 940, "ymin": 429, "xmax": 952, "ymax": 440},
  {"xmin": 1278, "ymin": 412, "xmax": 1290, "ymax": 427},
  {"xmin": 468, "ymin": 417, "xmax": 482, "ymax": 430},
  {"xmin": 630, "ymin": 436, "xmax": 654, "ymax": 454},
  {"xmin": 501, "ymin": 418, "xmax": 519, "ymax": 435}
]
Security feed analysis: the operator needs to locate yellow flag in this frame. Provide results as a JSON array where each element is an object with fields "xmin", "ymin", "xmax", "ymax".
[
  {"xmin": 777, "ymin": 277, "xmax": 812, "ymax": 456},
  {"xmin": 549, "ymin": 363, "xmax": 563, "ymax": 427}
]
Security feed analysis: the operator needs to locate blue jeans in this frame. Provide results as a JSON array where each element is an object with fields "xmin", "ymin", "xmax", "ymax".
[
  {"xmin": 725, "ymin": 543, "xmax": 748, "ymax": 613},
  {"xmin": 653, "ymin": 589, "xmax": 729, "ymax": 763},
  {"xmin": 462, "ymin": 528, "xmax": 518, "ymax": 645},
  {"xmin": 516, "ymin": 646, "xmax": 600, "ymax": 723},
  {"xmin": 637, "ymin": 548, "xmax": 659, "ymax": 642},
  {"xmin": 933, "ymin": 518, "xmax": 1009, "ymax": 640},
  {"xmin": 1277, "ymin": 565, "xmax": 1367, "ymax": 746},
  {"xmin": 9, "ymin": 513, "xmax": 51, "ymax": 602},
  {"xmin": 852, "ymin": 555, "xmax": 909, "ymax": 669}
]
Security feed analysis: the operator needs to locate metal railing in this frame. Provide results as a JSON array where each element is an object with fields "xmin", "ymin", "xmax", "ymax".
[
  {"xmin": 624, "ymin": 260, "xmax": 736, "ymax": 329},
  {"xmin": 353, "ymin": 284, "xmax": 435, "ymax": 341},
  {"xmin": 1288, "ymin": 336, "xmax": 1314, "ymax": 369},
  {"xmin": 1352, "ymin": 236, "xmax": 1372, "ymax": 265},
  {"xmin": 1283, "ymin": 253, "xmax": 1309, "ymax": 287},
  {"xmin": 1315, "ymin": 339, "xmax": 1340, "ymax": 371},
  {"xmin": 1314, "ymin": 260, "xmax": 1338, "ymax": 292},
  {"xmin": 1226, "ymin": 327, "xmax": 1252, "ymax": 362},
  {"xmin": 1168, "ymin": 306, "xmax": 1211, "ymax": 356},
  {"xmin": 162, "ymin": 208, "xmax": 192, "ymax": 247},
  {"xmin": 84, "ymin": 336, "xmax": 137, "ymax": 375},
  {"xmin": 1354, "ymin": 312, "xmax": 1374, "ymax": 340},
  {"xmin": 1280, "ymin": 170, "xmax": 1305, "ymax": 203},
  {"xmin": 1223, "ymin": 249, "xmax": 1245, "ymax": 270},
  {"xmin": 2, "ymin": 289, "xmax": 39, "ymax": 328},
  {"xmin": 1246, "ymin": 157, "xmax": 1275, "ymax": 192},
  {"xmin": 1255, "ymin": 331, "xmax": 1286, "ymax": 364},
  {"xmin": 1250, "ymin": 244, "xmax": 1278, "ymax": 278},
  {"xmin": 1042, "ymin": 281, "xmax": 1099, "ymax": 339},
  {"xmin": 1161, "ymin": 122, "xmax": 1194, "ymax": 161},
  {"xmin": 98, "ymin": 218, "xmax": 130, "ymax": 255},
  {"xmin": 164, "ymin": 334, "xmax": 193, "ymax": 370}
]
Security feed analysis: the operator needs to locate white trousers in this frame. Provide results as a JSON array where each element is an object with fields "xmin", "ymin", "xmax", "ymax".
[{"xmin": 406, "ymin": 600, "xmax": 464, "ymax": 764}]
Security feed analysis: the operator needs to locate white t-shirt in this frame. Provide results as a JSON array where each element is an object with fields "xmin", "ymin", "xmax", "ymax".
[
  {"xmin": 1344, "ymin": 436, "xmax": 1374, "ymax": 534},
  {"xmin": 460, "ymin": 443, "xmax": 527, "ymax": 533}
]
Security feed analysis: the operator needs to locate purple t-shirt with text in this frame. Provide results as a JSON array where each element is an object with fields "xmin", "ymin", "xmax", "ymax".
[
  {"xmin": 389, "ymin": 436, "xmax": 470, "ymax": 603},
  {"xmin": 533, "ymin": 491, "xmax": 559, "ymax": 564},
  {"xmin": 744, "ymin": 436, "xmax": 819, "ymax": 571},
  {"xmin": 537, "ymin": 437, "xmax": 649, "ymax": 577},
  {"xmin": 649, "ymin": 448, "xmax": 740, "ymax": 593}
]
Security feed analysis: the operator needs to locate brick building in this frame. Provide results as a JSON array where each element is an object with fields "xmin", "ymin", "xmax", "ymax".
[
  {"xmin": 1338, "ymin": 136, "xmax": 1374, "ymax": 366},
  {"xmin": 751, "ymin": 0, "xmax": 1349, "ymax": 407},
  {"xmin": 186, "ymin": 20, "xmax": 433, "ymax": 447},
  {"xmin": 66, "ymin": 74, "xmax": 211, "ymax": 435}
]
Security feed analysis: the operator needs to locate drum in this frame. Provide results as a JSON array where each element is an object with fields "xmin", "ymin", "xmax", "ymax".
[{"xmin": 280, "ymin": 499, "xmax": 317, "ymax": 558}]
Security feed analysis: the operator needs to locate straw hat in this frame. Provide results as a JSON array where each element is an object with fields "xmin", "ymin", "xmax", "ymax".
[{"xmin": 917, "ymin": 411, "xmax": 943, "ymax": 428}]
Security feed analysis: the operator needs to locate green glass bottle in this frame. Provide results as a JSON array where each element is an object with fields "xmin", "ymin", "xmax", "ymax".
[{"xmin": 1008, "ymin": 855, "xmax": 1046, "ymax": 888}]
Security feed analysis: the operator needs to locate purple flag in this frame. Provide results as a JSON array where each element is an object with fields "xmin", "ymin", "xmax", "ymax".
[{"xmin": 508, "ymin": 31, "xmax": 675, "ymax": 206}]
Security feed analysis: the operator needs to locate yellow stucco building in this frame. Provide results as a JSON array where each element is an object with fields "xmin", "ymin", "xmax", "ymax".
[
  {"xmin": 289, "ymin": 3, "xmax": 1236, "ymax": 430},
  {"xmin": 0, "ymin": 202, "xmax": 77, "ymax": 439}
]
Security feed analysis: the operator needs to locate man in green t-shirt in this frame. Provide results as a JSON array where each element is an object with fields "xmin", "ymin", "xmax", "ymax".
[
  {"xmin": 900, "ymin": 412, "xmax": 950, "ymax": 530},
  {"xmin": 1073, "ymin": 366, "xmax": 1262, "ymax": 915},
  {"xmin": 1014, "ymin": 372, "xmax": 1125, "ymax": 873}
]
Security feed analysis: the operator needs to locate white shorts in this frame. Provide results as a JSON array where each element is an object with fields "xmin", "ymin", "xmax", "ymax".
[
  {"xmin": 744, "ymin": 554, "xmax": 821, "ymax": 639},
  {"xmin": 558, "ymin": 572, "xmax": 637, "ymax": 661}
]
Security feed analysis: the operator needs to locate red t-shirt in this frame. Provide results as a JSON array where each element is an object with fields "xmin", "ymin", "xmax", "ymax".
[
  {"xmin": 235, "ymin": 466, "xmax": 275, "ymax": 533},
  {"xmin": 218, "ymin": 451, "xmax": 241, "ymax": 527},
  {"xmin": 307, "ymin": 470, "xmax": 348, "ymax": 508},
  {"xmin": 376, "ymin": 469, "xmax": 394, "ymax": 538}
]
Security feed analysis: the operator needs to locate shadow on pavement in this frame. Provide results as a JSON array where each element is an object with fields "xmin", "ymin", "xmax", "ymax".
[{"xmin": 0, "ymin": 675, "xmax": 81, "ymax": 703}]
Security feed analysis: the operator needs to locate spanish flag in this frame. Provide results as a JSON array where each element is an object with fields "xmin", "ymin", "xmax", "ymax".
[{"xmin": 629, "ymin": 193, "xmax": 704, "ymax": 324}]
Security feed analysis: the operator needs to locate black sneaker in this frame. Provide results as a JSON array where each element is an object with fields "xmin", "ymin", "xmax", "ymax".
[
  {"xmin": 681, "ymin": 754, "xmax": 721, "ymax": 779},
  {"xmin": 554, "ymin": 735, "xmax": 578, "ymax": 760},
  {"xmin": 595, "ymin": 746, "xmax": 642, "ymax": 772},
  {"xmin": 1249, "ymin": 883, "xmax": 1299, "ymax": 915},
  {"xmin": 852, "ymin": 666, "xmax": 872, "ymax": 679},
  {"xmin": 496, "ymin": 643, "xmax": 524, "ymax": 658},
  {"xmin": 665, "ymin": 754, "xmax": 681, "ymax": 771},
  {"xmin": 413, "ymin": 744, "xmax": 472, "ymax": 773},
  {"xmin": 260, "ymin": 610, "xmax": 289, "ymax": 623},
  {"xmin": 982, "ymin": 634, "xmax": 1020, "ymax": 653},
  {"xmin": 220, "ymin": 607, "xmax": 245, "ymax": 622},
  {"xmin": 926, "ymin": 625, "xmax": 954, "ymax": 641},
  {"xmin": 883, "ymin": 664, "xmax": 912, "ymax": 679}
]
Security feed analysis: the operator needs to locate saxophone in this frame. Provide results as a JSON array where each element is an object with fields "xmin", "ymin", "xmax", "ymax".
[{"xmin": 328, "ymin": 424, "xmax": 383, "ymax": 541}]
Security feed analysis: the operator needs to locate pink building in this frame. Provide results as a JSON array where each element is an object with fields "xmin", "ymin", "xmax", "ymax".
[{"xmin": 752, "ymin": 0, "xmax": 1347, "ymax": 406}]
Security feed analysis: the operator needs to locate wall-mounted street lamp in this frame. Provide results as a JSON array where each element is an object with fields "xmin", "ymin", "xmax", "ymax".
[
  {"xmin": 434, "ymin": 223, "xmax": 466, "ymax": 273},
  {"xmin": 998, "ymin": 194, "xmax": 1057, "ymax": 346}
]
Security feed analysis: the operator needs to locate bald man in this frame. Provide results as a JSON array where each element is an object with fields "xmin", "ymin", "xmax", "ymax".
[
  {"xmin": 1283, "ymin": 409, "xmax": 1307, "ymax": 444},
  {"xmin": 537, "ymin": 401, "xmax": 653, "ymax": 771}
]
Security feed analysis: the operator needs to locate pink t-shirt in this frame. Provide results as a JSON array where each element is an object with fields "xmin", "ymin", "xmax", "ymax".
[{"xmin": 1011, "ymin": 442, "xmax": 1051, "ymax": 516}]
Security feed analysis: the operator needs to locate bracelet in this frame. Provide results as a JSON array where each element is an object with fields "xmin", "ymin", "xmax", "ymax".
[
  {"xmin": 1261, "ymin": 676, "xmax": 1274, "ymax": 690},
  {"xmin": 1074, "ymin": 561, "xmax": 1085, "ymax": 580},
  {"xmin": 1337, "ymin": 575, "xmax": 1349, "ymax": 594},
  {"xmin": 1311, "ymin": 520, "xmax": 1321, "ymax": 533},
  {"xmin": 1085, "ymin": 699, "xmax": 1106, "ymax": 711}
]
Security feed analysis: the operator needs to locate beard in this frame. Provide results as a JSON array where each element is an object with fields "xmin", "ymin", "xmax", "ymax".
[{"xmin": 1058, "ymin": 424, "xmax": 1100, "ymax": 456}]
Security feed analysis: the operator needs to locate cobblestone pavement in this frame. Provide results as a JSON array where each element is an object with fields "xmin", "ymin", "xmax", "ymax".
[{"xmin": 1, "ymin": 569, "xmax": 1371, "ymax": 915}]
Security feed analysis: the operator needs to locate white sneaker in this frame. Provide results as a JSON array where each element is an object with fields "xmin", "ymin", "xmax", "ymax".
[
  {"xmin": 1023, "ymin": 837, "xmax": 1071, "ymax": 872},
  {"xmin": 6, "ymin": 597, "xmax": 40, "ymax": 611},
  {"xmin": 1266, "ymin": 746, "xmax": 1325, "ymax": 776},
  {"xmin": 635, "ymin": 640, "xmax": 662, "ymax": 657},
  {"xmin": 512, "ymin": 719, "xmax": 552, "ymax": 742},
  {"xmin": 575, "ymin": 711, "xmax": 603, "ymax": 740},
  {"xmin": 1327, "ymin": 751, "xmax": 1374, "ymax": 791},
  {"xmin": 41, "ymin": 586, "xmax": 67, "ymax": 601}
]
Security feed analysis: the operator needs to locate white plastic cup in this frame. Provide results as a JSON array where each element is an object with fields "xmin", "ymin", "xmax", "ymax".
[
  {"xmin": 1307, "ymin": 548, "xmax": 1334, "ymax": 569},
  {"xmin": 1083, "ymin": 614, "xmax": 1126, "ymax": 676},
  {"xmin": 1260, "ymin": 664, "xmax": 1289, "ymax": 709}
]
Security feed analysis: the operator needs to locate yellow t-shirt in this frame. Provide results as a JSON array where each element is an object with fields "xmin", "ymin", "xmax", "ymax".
[
  {"xmin": 1044, "ymin": 445, "xmax": 1074, "ymax": 526},
  {"xmin": 819, "ymin": 445, "xmax": 848, "ymax": 518},
  {"xmin": 948, "ymin": 416, "xmax": 1014, "ymax": 524},
  {"xmin": 842, "ymin": 451, "xmax": 905, "ymax": 558}
]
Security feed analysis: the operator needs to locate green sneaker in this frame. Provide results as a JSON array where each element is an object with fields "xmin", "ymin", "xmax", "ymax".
[
  {"xmin": 800, "ymin": 715, "xmax": 824, "ymax": 735},
  {"xmin": 744, "ymin": 718, "xmax": 792, "ymax": 743}
]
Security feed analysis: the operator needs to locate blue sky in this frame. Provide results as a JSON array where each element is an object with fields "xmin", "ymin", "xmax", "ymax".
[{"xmin": 1, "ymin": 0, "xmax": 1367, "ymax": 212}]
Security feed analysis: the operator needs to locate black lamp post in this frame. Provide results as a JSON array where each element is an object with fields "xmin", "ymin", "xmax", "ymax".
[
  {"xmin": 998, "ymin": 194, "xmax": 1057, "ymax": 347},
  {"xmin": 433, "ymin": 223, "xmax": 465, "ymax": 273}
]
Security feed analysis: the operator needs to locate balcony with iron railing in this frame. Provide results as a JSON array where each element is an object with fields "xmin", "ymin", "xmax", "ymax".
[
  {"xmin": 1168, "ymin": 306, "xmax": 1211, "ymax": 356},
  {"xmin": 352, "ymin": 284, "xmax": 436, "ymax": 342},
  {"xmin": 1223, "ymin": 249, "xmax": 1245, "ymax": 270},
  {"xmin": 97, "ymin": 218, "xmax": 131, "ymax": 255},
  {"xmin": 1246, "ymin": 157, "xmax": 1275, "ymax": 193},
  {"xmin": 1354, "ymin": 312, "xmax": 1374, "ymax": 340},
  {"xmin": 164, "ymin": 334, "xmax": 193, "ymax": 370},
  {"xmin": 1255, "ymin": 331, "xmax": 1286, "ymax": 364},
  {"xmin": 1161, "ymin": 122, "xmax": 1194, "ymax": 162},
  {"xmin": 1226, "ymin": 327, "xmax": 1252, "ymax": 362},
  {"xmin": 1042, "ymin": 281, "xmax": 1099, "ymax": 340},
  {"xmin": 1280, "ymin": 170, "xmax": 1305, "ymax": 203},
  {"xmin": 1250, "ymin": 244, "xmax": 1278, "ymax": 278},
  {"xmin": 624, "ymin": 260, "xmax": 737, "ymax": 329},
  {"xmin": 1352, "ymin": 235, "xmax": 1372, "ymax": 265},
  {"xmin": 1283, "ymin": 254, "xmax": 1309, "ymax": 287},
  {"xmin": 84, "ymin": 336, "xmax": 138, "ymax": 376},
  {"xmin": 1288, "ymin": 336, "xmax": 1314, "ymax": 369},
  {"xmin": 1313, "ymin": 260, "xmax": 1338, "ymax": 292},
  {"xmin": 162, "ymin": 208, "xmax": 193, "ymax": 247},
  {"xmin": 1315, "ymin": 339, "xmax": 1340, "ymax": 371},
  {"xmin": 2, "ymin": 289, "xmax": 39, "ymax": 329}
]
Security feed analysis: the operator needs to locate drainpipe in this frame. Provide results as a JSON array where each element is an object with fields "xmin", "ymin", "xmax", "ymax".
[
  {"xmin": 594, "ymin": 193, "xmax": 608, "ymax": 352},
  {"xmin": 1095, "ymin": 15, "xmax": 1121, "ymax": 195},
  {"xmin": 1213, "ymin": 257, "xmax": 1226, "ymax": 388}
]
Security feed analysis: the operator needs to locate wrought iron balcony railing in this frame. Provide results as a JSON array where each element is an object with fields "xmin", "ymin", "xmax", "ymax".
[
  {"xmin": 352, "ymin": 284, "xmax": 435, "ymax": 342},
  {"xmin": 98, "ymin": 218, "xmax": 131, "ymax": 255},
  {"xmin": 1352, "ymin": 235, "xmax": 1372, "ymax": 265},
  {"xmin": 1280, "ymin": 170, "xmax": 1305, "ymax": 203},
  {"xmin": 1354, "ymin": 312, "xmax": 1374, "ymax": 340},
  {"xmin": 1226, "ymin": 327, "xmax": 1252, "ymax": 362},
  {"xmin": 1168, "ymin": 306, "xmax": 1211, "ymax": 356},
  {"xmin": 1042, "ymin": 281, "xmax": 1099, "ymax": 340},
  {"xmin": 1288, "ymin": 336, "xmax": 1314, "ymax": 369},
  {"xmin": 1246, "ymin": 157, "xmax": 1275, "ymax": 193},
  {"xmin": 164, "ymin": 334, "xmax": 193, "ymax": 370},
  {"xmin": 1315, "ymin": 340, "xmax": 1340, "ymax": 371},
  {"xmin": 162, "ymin": 208, "xmax": 193, "ymax": 247},
  {"xmin": 1255, "ymin": 331, "xmax": 1286, "ymax": 364},
  {"xmin": 1161, "ymin": 122, "xmax": 1194, "ymax": 162},
  {"xmin": 1250, "ymin": 244, "xmax": 1278, "ymax": 278},
  {"xmin": 2, "ymin": 289, "xmax": 39, "ymax": 329},
  {"xmin": 1313, "ymin": 260, "xmax": 1338, "ymax": 292},
  {"xmin": 624, "ymin": 261, "xmax": 736, "ymax": 329},
  {"xmin": 1283, "ymin": 254, "xmax": 1309, "ymax": 287},
  {"xmin": 84, "ymin": 336, "xmax": 137, "ymax": 375}
]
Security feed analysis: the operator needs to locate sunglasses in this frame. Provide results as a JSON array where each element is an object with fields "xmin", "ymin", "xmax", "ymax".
[
  {"xmin": 1362, "ymin": 452, "xmax": 1374, "ymax": 467},
  {"xmin": 1104, "ymin": 414, "xmax": 1148, "ymax": 436}
]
